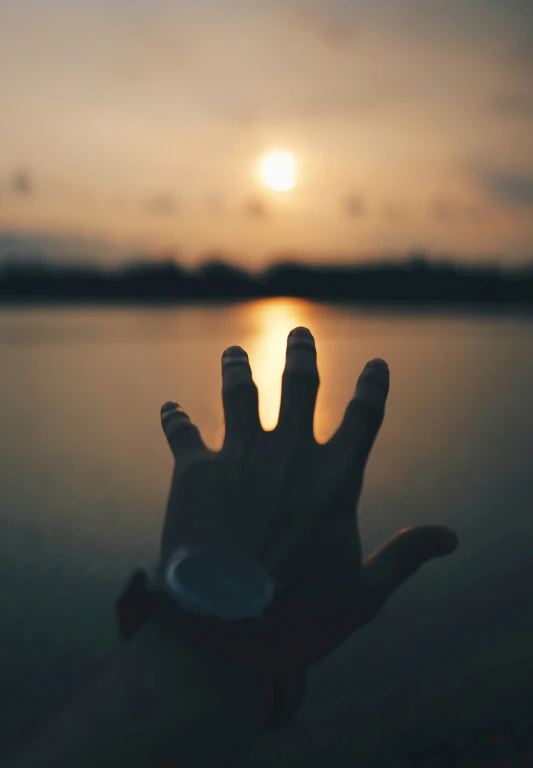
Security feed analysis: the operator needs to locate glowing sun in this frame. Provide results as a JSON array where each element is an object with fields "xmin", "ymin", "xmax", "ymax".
[{"xmin": 260, "ymin": 152, "xmax": 295, "ymax": 192}]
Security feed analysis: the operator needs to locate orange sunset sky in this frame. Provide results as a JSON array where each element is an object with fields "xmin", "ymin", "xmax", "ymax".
[{"xmin": 1, "ymin": 0, "xmax": 532, "ymax": 269}]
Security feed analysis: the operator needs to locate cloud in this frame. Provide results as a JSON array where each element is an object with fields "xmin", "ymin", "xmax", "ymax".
[
  {"xmin": 490, "ymin": 92, "xmax": 533, "ymax": 117},
  {"xmin": 108, "ymin": 12, "xmax": 187, "ymax": 82},
  {"xmin": 0, "ymin": 230, "xmax": 127, "ymax": 265},
  {"xmin": 285, "ymin": 3, "xmax": 358, "ymax": 50},
  {"xmin": 463, "ymin": 203, "xmax": 487, "ymax": 221},
  {"xmin": 284, "ymin": 0, "xmax": 533, "ymax": 53},
  {"xmin": 143, "ymin": 193, "xmax": 179, "ymax": 216},
  {"xmin": 382, "ymin": 201, "xmax": 407, "ymax": 221},
  {"xmin": 481, "ymin": 171, "xmax": 533, "ymax": 207},
  {"xmin": 206, "ymin": 193, "xmax": 225, "ymax": 215},
  {"xmin": 242, "ymin": 197, "xmax": 268, "ymax": 218},
  {"xmin": 11, "ymin": 169, "xmax": 32, "ymax": 195},
  {"xmin": 342, "ymin": 194, "xmax": 365, "ymax": 217},
  {"xmin": 431, "ymin": 199, "xmax": 456, "ymax": 221}
]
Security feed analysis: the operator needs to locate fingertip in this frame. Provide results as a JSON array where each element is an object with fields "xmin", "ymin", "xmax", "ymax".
[
  {"xmin": 161, "ymin": 400, "xmax": 178, "ymax": 415},
  {"xmin": 423, "ymin": 525, "xmax": 460, "ymax": 556},
  {"xmin": 362, "ymin": 358, "xmax": 390, "ymax": 387},
  {"xmin": 355, "ymin": 359, "xmax": 390, "ymax": 411},
  {"xmin": 159, "ymin": 403, "xmax": 205, "ymax": 459},
  {"xmin": 161, "ymin": 401, "xmax": 180, "ymax": 428},
  {"xmin": 288, "ymin": 326, "xmax": 314, "ymax": 341},
  {"xmin": 365, "ymin": 358, "xmax": 389, "ymax": 372},
  {"xmin": 222, "ymin": 345, "xmax": 248, "ymax": 361},
  {"xmin": 437, "ymin": 526, "xmax": 460, "ymax": 555},
  {"xmin": 401, "ymin": 524, "xmax": 459, "ymax": 558},
  {"xmin": 161, "ymin": 402, "xmax": 191, "ymax": 439}
]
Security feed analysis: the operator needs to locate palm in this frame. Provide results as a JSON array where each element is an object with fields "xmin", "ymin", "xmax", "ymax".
[{"xmin": 274, "ymin": 458, "xmax": 366, "ymax": 666}]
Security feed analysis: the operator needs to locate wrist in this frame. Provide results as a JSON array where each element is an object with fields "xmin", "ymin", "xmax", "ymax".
[
  {"xmin": 119, "ymin": 562, "xmax": 279, "ymax": 725},
  {"xmin": 133, "ymin": 617, "xmax": 265, "ymax": 695},
  {"xmin": 132, "ymin": 620, "xmax": 267, "ymax": 766},
  {"xmin": 139, "ymin": 561, "xmax": 306, "ymax": 733}
]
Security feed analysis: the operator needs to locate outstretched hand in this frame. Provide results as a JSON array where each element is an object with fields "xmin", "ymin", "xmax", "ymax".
[{"xmin": 158, "ymin": 326, "xmax": 458, "ymax": 667}]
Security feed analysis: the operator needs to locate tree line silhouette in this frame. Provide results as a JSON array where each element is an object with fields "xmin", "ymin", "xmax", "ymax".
[{"xmin": 1, "ymin": 254, "xmax": 533, "ymax": 304}]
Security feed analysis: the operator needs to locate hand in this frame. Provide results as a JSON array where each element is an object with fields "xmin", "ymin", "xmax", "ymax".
[{"xmin": 158, "ymin": 326, "xmax": 459, "ymax": 668}]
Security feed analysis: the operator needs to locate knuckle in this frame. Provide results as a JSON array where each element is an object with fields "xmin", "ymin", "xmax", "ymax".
[
  {"xmin": 223, "ymin": 345, "xmax": 248, "ymax": 359},
  {"xmin": 223, "ymin": 367, "xmax": 256, "ymax": 397},
  {"xmin": 287, "ymin": 337, "xmax": 317, "ymax": 354},
  {"xmin": 162, "ymin": 409, "xmax": 189, "ymax": 426},
  {"xmin": 357, "ymin": 366, "xmax": 390, "ymax": 397},
  {"xmin": 360, "ymin": 366, "xmax": 389, "ymax": 390},
  {"xmin": 177, "ymin": 452, "xmax": 217, "ymax": 482},
  {"xmin": 222, "ymin": 355, "xmax": 250, "ymax": 370},
  {"xmin": 353, "ymin": 382, "xmax": 387, "ymax": 414},
  {"xmin": 348, "ymin": 395, "xmax": 385, "ymax": 427},
  {"xmin": 166, "ymin": 416, "xmax": 199, "ymax": 439},
  {"xmin": 284, "ymin": 364, "xmax": 319, "ymax": 387}
]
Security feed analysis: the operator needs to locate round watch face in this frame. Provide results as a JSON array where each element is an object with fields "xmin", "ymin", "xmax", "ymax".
[{"xmin": 165, "ymin": 547, "xmax": 275, "ymax": 620}]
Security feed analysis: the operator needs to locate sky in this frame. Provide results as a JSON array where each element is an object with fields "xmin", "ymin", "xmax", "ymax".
[{"xmin": 1, "ymin": 0, "xmax": 532, "ymax": 269}]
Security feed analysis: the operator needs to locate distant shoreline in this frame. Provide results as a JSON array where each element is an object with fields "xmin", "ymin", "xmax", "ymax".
[
  {"xmin": 1, "ymin": 255, "xmax": 533, "ymax": 306},
  {"xmin": 1, "ymin": 298, "xmax": 533, "ymax": 315}
]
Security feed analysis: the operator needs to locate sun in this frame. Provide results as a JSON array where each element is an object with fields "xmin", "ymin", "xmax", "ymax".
[{"xmin": 260, "ymin": 152, "xmax": 295, "ymax": 192}]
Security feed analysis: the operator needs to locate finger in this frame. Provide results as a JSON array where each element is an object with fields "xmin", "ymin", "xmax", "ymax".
[
  {"xmin": 328, "ymin": 358, "xmax": 389, "ymax": 470},
  {"xmin": 362, "ymin": 525, "xmax": 459, "ymax": 621},
  {"xmin": 160, "ymin": 400, "xmax": 207, "ymax": 462},
  {"xmin": 277, "ymin": 327, "xmax": 319, "ymax": 442},
  {"xmin": 221, "ymin": 345, "xmax": 261, "ymax": 456}
]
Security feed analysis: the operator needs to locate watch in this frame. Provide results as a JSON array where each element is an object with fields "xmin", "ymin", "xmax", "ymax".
[{"xmin": 115, "ymin": 546, "xmax": 307, "ymax": 732}]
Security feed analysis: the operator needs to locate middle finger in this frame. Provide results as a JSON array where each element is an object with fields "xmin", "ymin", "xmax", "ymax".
[{"xmin": 276, "ymin": 327, "xmax": 319, "ymax": 443}]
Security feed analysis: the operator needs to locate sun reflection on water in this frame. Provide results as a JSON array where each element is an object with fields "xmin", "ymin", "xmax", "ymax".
[{"xmin": 245, "ymin": 297, "xmax": 318, "ymax": 431}]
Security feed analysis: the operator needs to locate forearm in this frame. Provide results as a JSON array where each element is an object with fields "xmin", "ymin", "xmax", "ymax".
[{"xmin": 5, "ymin": 622, "xmax": 265, "ymax": 768}]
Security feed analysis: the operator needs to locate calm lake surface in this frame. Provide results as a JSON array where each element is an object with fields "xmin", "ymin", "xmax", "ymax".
[{"xmin": 1, "ymin": 299, "xmax": 532, "ymax": 765}]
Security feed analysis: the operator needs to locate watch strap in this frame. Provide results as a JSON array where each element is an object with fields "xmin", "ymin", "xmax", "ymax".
[{"xmin": 115, "ymin": 567, "xmax": 307, "ymax": 732}]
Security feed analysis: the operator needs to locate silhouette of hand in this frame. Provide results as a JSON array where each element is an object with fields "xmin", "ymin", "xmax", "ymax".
[{"xmin": 158, "ymin": 326, "xmax": 458, "ymax": 667}]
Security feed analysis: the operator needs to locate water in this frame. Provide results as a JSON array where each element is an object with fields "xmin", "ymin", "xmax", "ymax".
[{"xmin": 0, "ymin": 299, "xmax": 532, "ymax": 765}]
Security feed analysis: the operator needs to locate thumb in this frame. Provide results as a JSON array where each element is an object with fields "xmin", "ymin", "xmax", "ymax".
[{"xmin": 362, "ymin": 525, "xmax": 459, "ymax": 621}]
